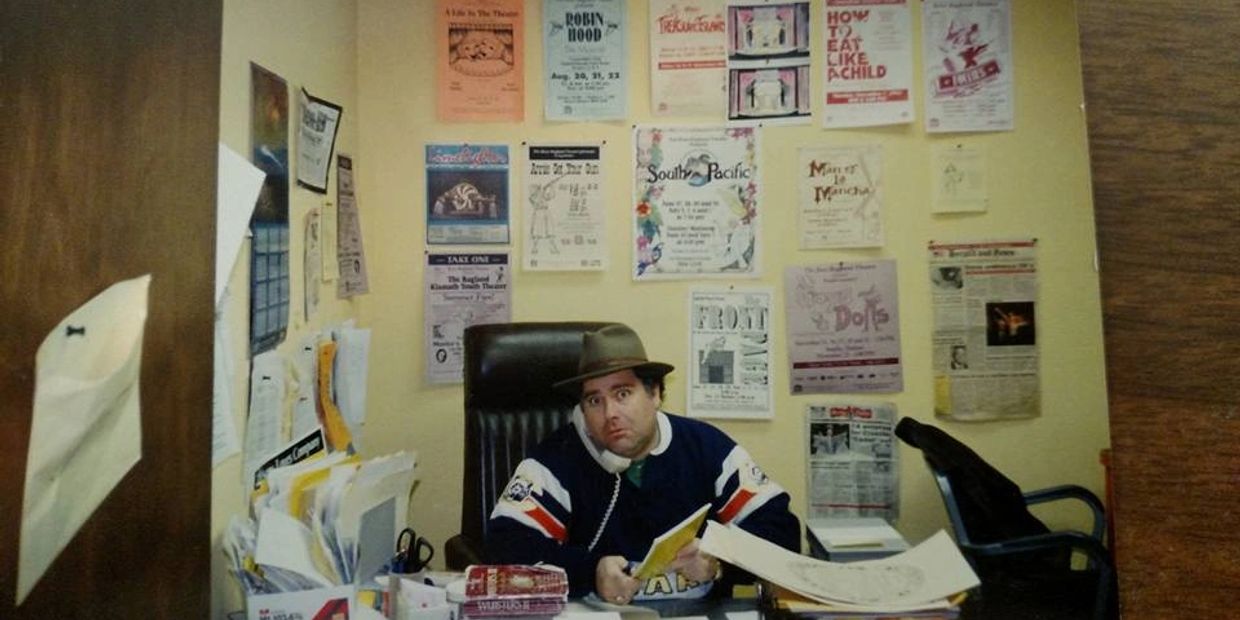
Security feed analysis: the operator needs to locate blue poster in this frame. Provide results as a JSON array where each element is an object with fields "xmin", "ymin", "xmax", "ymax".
[
  {"xmin": 543, "ymin": 0, "xmax": 627, "ymax": 121},
  {"xmin": 425, "ymin": 144, "xmax": 511, "ymax": 245}
]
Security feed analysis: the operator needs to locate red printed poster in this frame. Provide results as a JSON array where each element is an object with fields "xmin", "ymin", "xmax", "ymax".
[
  {"xmin": 436, "ymin": 0, "xmax": 525, "ymax": 122},
  {"xmin": 823, "ymin": 0, "xmax": 914, "ymax": 129},
  {"xmin": 922, "ymin": 0, "xmax": 1013, "ymax": 133}
]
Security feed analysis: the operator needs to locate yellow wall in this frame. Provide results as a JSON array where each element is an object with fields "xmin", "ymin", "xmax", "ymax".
[{"xmin": 215, "ymin": 0, "xmax": 1109, "ymax": 616}]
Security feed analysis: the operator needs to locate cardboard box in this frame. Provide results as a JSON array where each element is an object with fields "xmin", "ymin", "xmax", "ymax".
[{"xmin": 247, "ymin": 584, "xmax": 355, "ymax": 620}]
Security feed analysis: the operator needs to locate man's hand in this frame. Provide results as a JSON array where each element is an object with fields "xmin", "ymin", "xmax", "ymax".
[
  {"xmin": 595, "ymin": 555, "xmax": 640, "ymax": 605},
  {"xmin": 666, "ymin": 539, "xmax": 721, "ymax": 583}
]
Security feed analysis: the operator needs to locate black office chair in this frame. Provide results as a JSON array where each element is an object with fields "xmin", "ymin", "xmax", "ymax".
[
  {"xmin": 443, "ymin": 321, "xmax": 616, "ymax": 570},
  {"xmin": 894, "ymin": 417, "xmax": 1116, "ymax": 620}
]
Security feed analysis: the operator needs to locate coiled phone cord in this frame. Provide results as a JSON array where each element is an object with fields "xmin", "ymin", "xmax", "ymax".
[{"xmin": 587, "ymin": 473, "xmax": 621, "ymax": 552}]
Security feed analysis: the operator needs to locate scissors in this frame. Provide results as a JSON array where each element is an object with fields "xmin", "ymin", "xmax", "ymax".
[{"xmin": 393, "ymin": 527, "xmax": 435, "ymax": 574}]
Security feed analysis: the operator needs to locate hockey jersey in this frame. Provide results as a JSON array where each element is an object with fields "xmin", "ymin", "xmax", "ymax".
[{"xmin": 487, "ymin": 410, "xmax": 800, "ymax": 598}]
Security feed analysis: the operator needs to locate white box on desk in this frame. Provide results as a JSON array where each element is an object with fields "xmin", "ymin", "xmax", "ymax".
[
  {"xmin": 246, "ymin": 584, "xmax": 355, "ymax": 620},
  {"xmin": 806, "ymin": 517, "xmax": 909, "ymax": 563}
]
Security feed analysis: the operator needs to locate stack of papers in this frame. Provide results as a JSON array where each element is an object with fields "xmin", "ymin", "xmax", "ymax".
[
  {"xmin": 223, "ymin": 450, "xmax": 418, "ymax": 595},
  {"xmin": 701, "ymin": 522, "xmax": 977, "ymax": 617}
]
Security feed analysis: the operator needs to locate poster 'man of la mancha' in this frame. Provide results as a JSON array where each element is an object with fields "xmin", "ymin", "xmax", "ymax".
[{"xmin": 633, "ymin": 125, "xmax": 760, "ymax": 280}]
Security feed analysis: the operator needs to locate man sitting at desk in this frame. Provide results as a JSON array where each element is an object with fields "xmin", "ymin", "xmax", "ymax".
[{"xmin": 487, "ymin": 324, "xmax": 800, "ymax": 604}]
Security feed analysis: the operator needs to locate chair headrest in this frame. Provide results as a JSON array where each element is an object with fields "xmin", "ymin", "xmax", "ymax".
[{"xmin": 463, "ymin": 321, "xmax": 618, "ymax": 409}]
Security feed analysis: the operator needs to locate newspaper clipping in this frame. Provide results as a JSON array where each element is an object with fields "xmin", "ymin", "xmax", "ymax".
[
  {"xmin": 922, "ymin": 0, "xmax": 1013, "ymax": 133},
  {"xmin": 648, "ymin": 0, "xmax": 727, "ymax": 117},
  {"xmin": 424, "ymin": 252, "xmax": 512, "ymax": 384},
  {"xmin": 806, "ymin": 402, "xmax": 899, "ymax": 520},
  {"xmin": 633, "ymin": 125, "xmax": 760, "ymax": 280},
  {"xmin": 822, "ymin": 0, "xmax": 914, "ymax": 129},
  {"xmin": 929, "ymin": 239, "xmax": 1039, "ymax": 420},
  {"xmin": 336, "ymin": 154, "xmax": 370, "ymax": 298},
  {"xmin": 523, "ymin": 144, "xmax": 607, "ymax": 271},
  {"xmin": 785, "ymin": 260, "xmax": 903, "ymax": 394},
  {"xmin": 687, "ymin": 286, "xmax": 773, "ymax": 419}
]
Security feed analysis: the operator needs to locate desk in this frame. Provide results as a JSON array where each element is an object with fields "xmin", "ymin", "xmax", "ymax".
[{"xmin": 569, "ymin": 596, "xmax": 771, "ymax": 620}]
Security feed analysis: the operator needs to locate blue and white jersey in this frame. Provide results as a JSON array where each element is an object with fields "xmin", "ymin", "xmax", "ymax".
[{"xmin": 488, "ymin": 411, "xmax": 800, "ymax": 598}]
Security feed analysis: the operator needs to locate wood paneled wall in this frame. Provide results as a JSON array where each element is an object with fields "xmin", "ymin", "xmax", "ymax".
[
  {"xmin": 0, "ymin": 1, "xmax": 221, "ymax": 617},
  {"xmin": 1078, "ymin": 2, "xmax": 1240, "ymax": 617}
]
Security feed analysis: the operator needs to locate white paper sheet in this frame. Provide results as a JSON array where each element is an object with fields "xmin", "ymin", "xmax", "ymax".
[
  {"xmin": 18, "ymin": 274, "xmax": 151, "ymax": 604},
  {"xmin": 700, "ymin": 521, "xmax": 978, "ymax": 608},
  {"xmin": 212, "ymin": 308, "xmax": 241, "ymax": 467},
  {"xmin": 244, "ymin": 350, "xmax": 287, "ymax": 489},
  {"xmin": 255, "ymin": 507, "xmax": 336, "ymax": 588},
  {"xmin": 216, "ymin": 143, "xmax": 265, "ymax": 308}
]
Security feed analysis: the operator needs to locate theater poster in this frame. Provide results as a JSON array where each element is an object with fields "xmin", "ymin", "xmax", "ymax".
[
  {"xmin": 523, "ymin": 143, "xmax": 607, "ymax": 271},
  {"xmin": 543, "ymin": 0, "xmax": 627, "ymax": 121},
  {"xmin": 436, "ymin": 0, "xmax": 524, "ymax": 122},
  {"xmin": 633, "ymin": 125, "xmax": 760, "ymax": 280},
  {"xmin": 687, "ymin": 286, "xmax": 774, "ymax": 419},
  {"xmin": 922, "ymin": 0, "xmax": 1013, "ymax": 133},
  {"xmin": 424, "ymin": 253, "xmax": 511, "ymax": 384},
  {"xmin": 425, "ymin": 144, "xmax": 511, "ymax": 245},
  {"xmin": 784, "ymin": 260, "xmax": 903, "ymax": 394},
  {"xmin": 725, "ymin": 1, "xmax": 812, "ymax": 125},
  {"xmin": 823, "ymin": 0, "xmax": 914, "ymax": 129},
  {"xmin": 649, "ymin": 0, "xmax": 727, "ymax": 117},
  {"xmin": 797, "ymin": 145, "xmax": 884, "ymax": 249}
]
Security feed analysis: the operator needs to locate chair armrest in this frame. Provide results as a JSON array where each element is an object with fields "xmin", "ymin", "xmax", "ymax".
[
  {"xmin": 964, "ymin": 529, "xmax": 1111, "ymax": 568},
  {"xmin": 1023, "ymin": 484, "xmax": 1106, "ymax": 540},
  {"xmin": 445, "ymin": 533, "xmax": 486, "ymax": 571}
]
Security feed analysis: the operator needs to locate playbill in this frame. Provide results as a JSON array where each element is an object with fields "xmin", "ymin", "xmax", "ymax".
[
  {"xmin": 822, "ymin": 0, "xmax": 913, "ymax": 129},
  {"xmin": 295, "ymin": 88, "xmax": 342, "ymax": 193},
  {"xmin": 543, "ymin": 0, "xmax": 626, "ymax": 121},
  {"xmin": 785, "ymin": 260, "xmax": 903, "ymax": 394},
  {"xmin": 687, "ymin": 287, "xmax": 774, "ymax": 419},
  {"xmin": 649, "ymin": 0, "xmax": 727, "ymax": 117},
  {"xmin": 798, "ymin": 145, "xmax": 884, "ymax": 249},
  {"xmin": 633, "ymin": 125, "xmax": 760, "ymax": 280},
  {"xmin": 425, "ymin": 144, "xmax": 511, "ymax": 245},
  {"xmin": 930, "ymin": 142, "xmax": 988, "ymax": 213},
  {"xmin": 929, "ymin": 239, "xmax": 1039, "ymax": 420},
  {"xmin": 922, "ymin": 0, "xmax": 1013, "ymax": 133},
  {"xmin": 522, "ymin": 144, "xmax": 606, "ymax": 271},
  {"xmin": 424, "ymin": 253, "xmax": 511, "ymax": 384},
  {"xmin": 726, "ymin": 1, "xmax": 812, "ymax": 125},
  {"xmin": 436, "ymin": 0, "xmax": 524, "ymax": 122},
  {"xmin": 806, "ymin": 402, "xmax": 898, "ymax": 520},
  {"xmin": 336, "ymin": 154, "xmax": 370, "ymax": 297}
]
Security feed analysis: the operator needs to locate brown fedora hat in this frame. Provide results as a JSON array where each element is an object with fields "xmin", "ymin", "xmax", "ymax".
[{"xmin": 552, "ymin": 324, "xmax": 674, "ymax": 393}]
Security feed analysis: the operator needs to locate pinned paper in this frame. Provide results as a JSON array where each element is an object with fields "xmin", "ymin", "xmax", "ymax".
[{"xmin": 18, "ymin": 275, "xmax": 152, "ymax": 604}]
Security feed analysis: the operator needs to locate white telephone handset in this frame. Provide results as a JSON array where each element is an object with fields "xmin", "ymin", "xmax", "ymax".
[{"xmin": 571, "ymin": 405, "xmax": 631, "ymax": 474}]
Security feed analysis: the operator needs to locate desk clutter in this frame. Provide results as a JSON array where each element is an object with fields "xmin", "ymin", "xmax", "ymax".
[{"xmin": 222, "ymin": 450, "xmax": 418, "ymax": 619}]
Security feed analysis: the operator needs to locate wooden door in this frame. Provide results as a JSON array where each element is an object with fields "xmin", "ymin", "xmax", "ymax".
[
  {"xmin": 1078, "ymin": 2, "xmax": 1240, "ymax": 617},
  {"xmin": 0, "ymin": 1, "xmax": 221, "ymax": 617}
]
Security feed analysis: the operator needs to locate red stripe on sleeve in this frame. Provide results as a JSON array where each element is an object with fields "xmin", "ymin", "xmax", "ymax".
[
  {"xmin": 526, "ymin": 505, "xmax": 568, "ymax": 542},
  {"xmin": 717, "ymin": 488, "xmax": 756, "ymax": 524}
]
